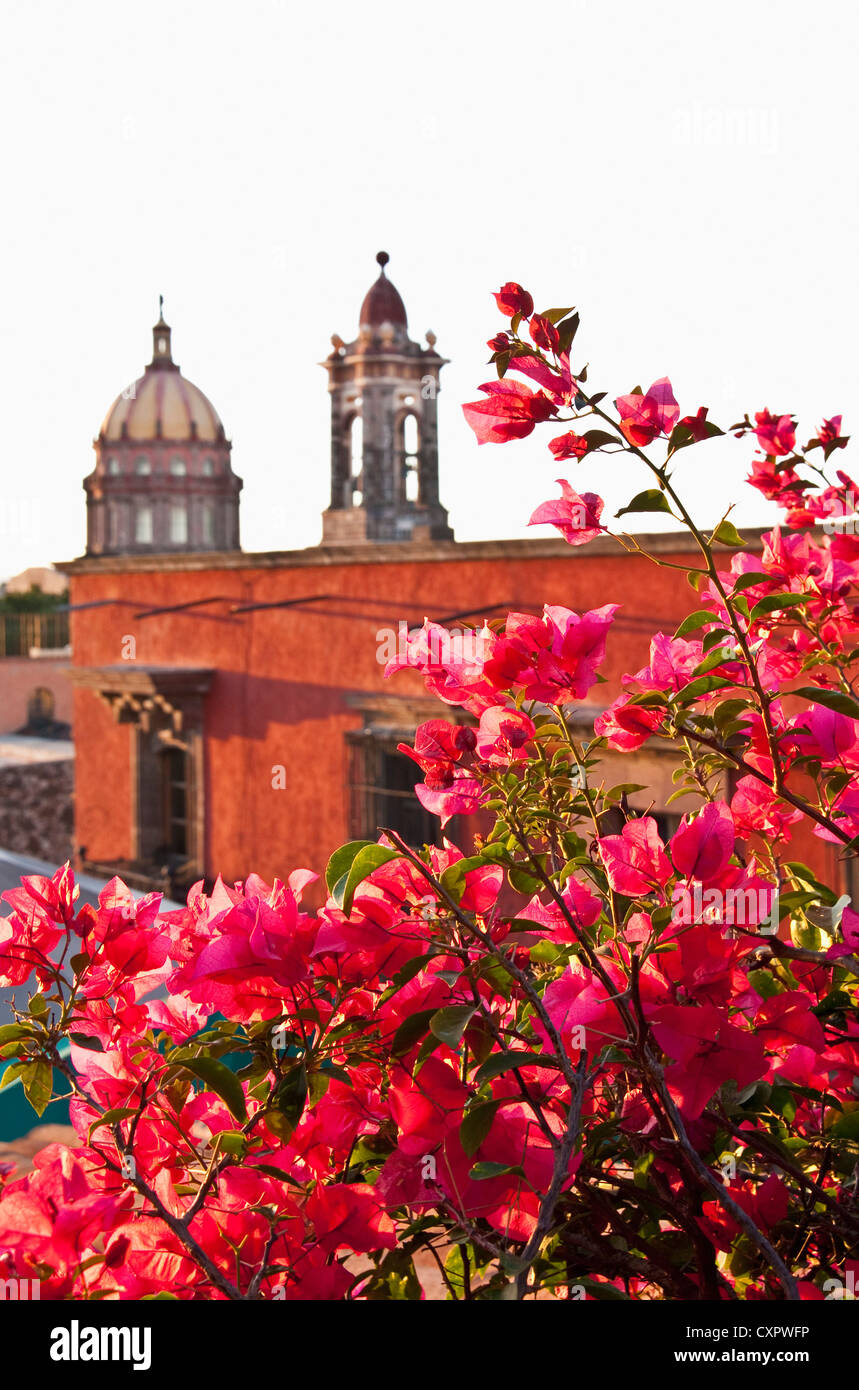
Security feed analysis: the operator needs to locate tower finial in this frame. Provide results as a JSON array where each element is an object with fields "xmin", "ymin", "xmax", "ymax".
[
  {"xmin": 376, "ymin": 250, "xmax": 389, "ymax": 272},
  {"xmin": 152, "ymin": 300, "xmax": 173, "ymax": 365}
]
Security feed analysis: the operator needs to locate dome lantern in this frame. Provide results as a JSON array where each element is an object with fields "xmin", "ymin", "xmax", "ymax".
[{"xmin": 151, "ymin": 295, "xmax": 174, "ymax": 368}]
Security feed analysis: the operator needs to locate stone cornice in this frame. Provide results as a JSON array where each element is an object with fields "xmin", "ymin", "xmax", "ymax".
[{"xmin": 55, "ymin": 528, "xmax": 768, "ymax": 578}]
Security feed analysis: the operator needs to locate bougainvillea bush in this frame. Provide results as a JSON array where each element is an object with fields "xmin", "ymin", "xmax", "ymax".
[{"xmin": 2, "ymin": 286, "xmax": 859, "ymax": 1301}]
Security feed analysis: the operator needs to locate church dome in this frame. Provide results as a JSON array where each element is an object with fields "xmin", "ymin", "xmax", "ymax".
[
  {"xmin": 359, "ymin": 251, "xmax": 408, "ymax": 330},
  {"xmin": 99, "ymin": 310, "xmax": 225, "ymax": 443}
]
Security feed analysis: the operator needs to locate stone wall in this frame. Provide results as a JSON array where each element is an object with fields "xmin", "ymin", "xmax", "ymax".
[{"xmin": 0, "ymin": 758, "xmax": 74, "ymax": 865}]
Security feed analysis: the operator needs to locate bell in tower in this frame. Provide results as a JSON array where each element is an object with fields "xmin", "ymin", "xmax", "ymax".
[{"xmin": 321, "ymin": 252, "xmax": 454, "ymax": 545}]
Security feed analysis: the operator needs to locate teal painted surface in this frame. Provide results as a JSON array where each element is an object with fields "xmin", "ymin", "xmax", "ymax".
[
  {"xmin": 0, "ymin": 1040, "xmax": 72, "ymax": 1141},
  {"xmin": 0, "ymin": 1025, "xmax": 253, "ymax": 1141}
]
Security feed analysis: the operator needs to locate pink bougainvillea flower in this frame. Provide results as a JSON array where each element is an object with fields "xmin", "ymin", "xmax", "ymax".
[
  {"xmin": 509, "ymin": 352, "xmax": 577, "ymax": 407},
  {"xmin": 548, "ymin": 431, "xmax": 590, "ymax": 461},
  {"xmin": 528, "ymin": 481, "xmax": 606, "ymax": 546},
  {"xmin": 649, "ymin": 1002, "xmax": 767, "ymax": 1119},
  {"xmin": 593, "ymin": 696, "xmax": 664, "ymax": 751},
  {"xmin": 529, "ymin": 313, "xmax": 560, "ymax": 353},
  {"xmin": 493, "ymin": 282, "xmax": 533, "ymax": 319},
  {"xmin": 542, "ymin": 958, "xmax": 629, "ymax": 1054},
  {"xmin": 462, "ymin": 378, "xmax": 555, "ymax": 445},
  {"xmin": 398, "ymin": 719, "xmax": 475, "ymax": 776},
  {"xmin": 788, "ymin": 704, "xmax": 859, "ymax": 767},
  {"xmin": 676, "ymin": 406, "xmax": 716, "ymax": 442},
  {"xmin": 389, "ymin": 1057, "xmax": 469, "ymax": 1157},
  {"xmin": 598, "ymin": 816, "xmax": 672, "ymax": 896},
  {"xmin": 516, "ymin": 878, "xmax": 603, "ymax": 943},
  {"xmin": 475, "ymin": 705, "xmax": 535, "ymax": 764},
  {"xmin": 730, "ymin": 775, "xmax": 803, "ymax": 842},
  {"xmin": 415, "ymin": 767, "xmax": 487, "ymax": 826},
  {"xmin": 746, "ymin": 453, "xmax": 804, "ymax": 504},
  {"xmin": 669, "ymin": 802, "xmax": 735, "ymax": 884},
  {"xmin": 817, "ymin": 415, "xmax": 846, "ymax": 449},
  {"xmin": 753, "ymin": 409, "xmax": 796, "ymax": 458},
  {"xmin": 305, "ymin": 1182, "xmax": 397, "ymax": 1256},
  {"xmin": 754, "ymin": 990, "xmax": 827, "ymax": 1053},
  {"xmin": 477, "ymin": 603, "xmax": 618, "ymax": 707},
  {"xmin": 700, "ymin": 1174, "xmax": 789, "ymax": 1250},
  {"xmin": 615, "ymin": 378, "xmax": 680, "ymax": 448}
]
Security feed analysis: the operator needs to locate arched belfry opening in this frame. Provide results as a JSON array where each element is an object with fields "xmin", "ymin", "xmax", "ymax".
[{"xmin": 321, "ymin": 253, "xmax": 454, "ymax": 545}]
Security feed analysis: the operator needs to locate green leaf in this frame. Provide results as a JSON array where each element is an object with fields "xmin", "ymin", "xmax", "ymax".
[
  {"xmin": 580, "ymin": 429, "xmax": 617, "ymax": 452},
  {"xmin": 216, "ymin": 1129, "xmax": 247, "ymax": 1156},
  {"xmin": 273, "ymin": 1062, "xmax": 309, "ymax": 1132},
  {"xmin": 674, "ymin": 609, "xmax": 718, "ymax": 638},
  {"xmin": 691, "ymin": 646, "xmax": 740, "ymax": 678},
  {"xmin": 460, "ymin": 1100, "xmax": 503, "ymax": 1157},
  {"xmin": 747, "ymin": 968, "xmax": 784, "ymax": 1001},
  {"xmin": 615, "ymin": 489, "xmax": 674, "ymax": 519},
  {"xmin": 831, "ymin": 1110, "xmax": 859, "ymax": 1140},
  {"xmin": 325, "ymin": 840, "xmax": 374, "ymax": 894},
  {"xmin": 438, "ymin": 854, "xmax": 488, "ymax": 903},
  {"xmin": 669, "ymin": 419, "xmax": 724, "ymax": 451},
  {"xmin": 69, "ymin": 1032, "xmax": 104, "ymax": 1051},
  {"xmin": 507, "ymin": 865, "xmax": 543, "ymax": 895},
  {"xmin": 713, "ymin": 697, "xmax": 752, "ymax": 729},
  {"xmin": 731, "ymin": 571, "xmax": 771, "ymax": 593},
  {"xmin": 28, "ymin": 993, "xmax": 47, "ymax": 1016},
  {"xmin": 474, "ymin": 1051, "xmax": 561, "ymax": 1086},
  {"xmin": 711, "ymin": 520, "xmax": 745, "ymax": 547},
  {"xmin": 571, "ymin": 1277, "xmax": 630, "ymax": 1301},
  {"xmin": 174, "ymin": 1056, "xmax": 248, "ymax": 1122},
  {"xmin": 251, "ymin": 1162, "xmax": 305, "ymax": 1190},
  {"xmin": 429, "ymin": 1005, "xmax": 477, "ymax": 1050},
  {"xmin": 88, "ymin": 1106, "xmax": 139, "ymax": 1141},
  {"xmin": 748, "ymin": 593, "xmax": 816, "ymax": 623},
  {"xmin": 22, "ymin": 1060, "xmax": 53, "ymax": 1118},
  {"xmin": 603, "ymin": 783, "xmax": 646, "ymax": 802},
  {"xmin": 791, "ymin": 687, "xmax": 859, "ymax": 720},
  {"xmin": 633, "ymin": 1150, "xmax": 655, "ymax": 1188},
  {"xmin": 675, "ymin": 674, "xmax": 737, "ymax": 703},
  {"xmin": 0, "ymin": 1024, "xmax": 34, "ymax": 1046},
  {"xmin": 538, "ymin": 305, "xmax": 576, "ymax": 324},
  {"xmin": 0, "ymin": 1062, "xmax": 28, "ymax": 1092},
  {"xmin": 391, "ymin": 1008, "xmax": 436, "ymax": 1058},
  {"xmin": 337, "ymin": 844, "xmax": 401, "ymax": 916},
  {"xmin": 556, "ymin": 313, "xmax": 580, "ymax": 356},
  {"xmin": 386, "ymin": 955, "xmax": 430, "ymax": 993},
  {"xmin": 468, "ymin": 1160, "xmax": 526, "ymax": 1181}
]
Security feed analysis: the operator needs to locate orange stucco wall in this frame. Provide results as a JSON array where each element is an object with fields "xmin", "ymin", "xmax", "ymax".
[
  {"xmin": 0, "ymin": 657, "xmax": 72, "ymax": 734},
  {"xmin": 65, "ymin": 540, "xmax": 838, "ymax": 895}
]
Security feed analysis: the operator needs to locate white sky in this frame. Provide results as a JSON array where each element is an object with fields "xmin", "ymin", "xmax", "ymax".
[{"xmin": 0, "ymin": 0, "xmax": 856, "ymax": 581}]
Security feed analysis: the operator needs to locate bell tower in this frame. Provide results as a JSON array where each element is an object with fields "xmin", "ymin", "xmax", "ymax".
[{"xmin": 321, "ymin": 252, "xmax": 454, "ymax": 544}]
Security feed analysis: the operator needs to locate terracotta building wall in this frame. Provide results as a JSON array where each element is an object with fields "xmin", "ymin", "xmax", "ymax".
[
  {"xmin": 64, "ymin": 537, "xmax": 839, "ymax": 895},
  {"xmin": 0, "ymin": 658, "xmax": 72, "ymax": 734}
]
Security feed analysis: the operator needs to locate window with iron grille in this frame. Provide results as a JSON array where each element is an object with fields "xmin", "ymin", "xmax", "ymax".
[{"xmin": 347, "ymin": 734, "xmax": 443, "ymax": 849}]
